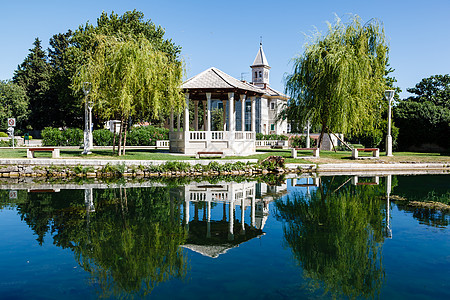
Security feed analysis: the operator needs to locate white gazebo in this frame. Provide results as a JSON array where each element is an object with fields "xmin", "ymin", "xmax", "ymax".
[{"xmin": 169, "ymin": 67, "xmax": 264, "ymax": 156}]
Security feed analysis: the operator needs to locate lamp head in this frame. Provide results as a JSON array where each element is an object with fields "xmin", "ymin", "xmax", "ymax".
[
  {"xmin": 82, "ymin": 82, "xmax": 92, "ymax": 95},
  {"xmin": 384, "ymin": 90, "xmax": 395, "ymax": 101}
]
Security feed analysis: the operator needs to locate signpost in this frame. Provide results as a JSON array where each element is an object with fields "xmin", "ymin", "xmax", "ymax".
[{"xmin": 7, "ymin": 118, "xmax": 15, "ymax": 149}]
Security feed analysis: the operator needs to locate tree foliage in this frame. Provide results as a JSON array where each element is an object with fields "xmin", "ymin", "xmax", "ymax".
[
  {"xmin": 0, "ymin": 80, "xmax": 29, "ymax": 131},
  {"xmin": 282, "ymin": 16, "xmax": 389, "ymax": 145},
  {"xmin": 275, "ymin": 176, "xmax": 388, "ymax": 298},
  {"xmin": 13, "ymin": 38, "xmax": 51, "ymax": 130},
  {"xmin": 13, "ymin": 187, "xmax": 188, "ymax": 298},
  {"xmin": 11, "ymin": 10, "xmax": 182, "ymax": 132},
  {"xmin": 394, "ymin": 74, "xmax": 450, "ymax": 151},
  {"xmin": 72, "ymin": 33, "xmax": 184, "ymax": 155}
]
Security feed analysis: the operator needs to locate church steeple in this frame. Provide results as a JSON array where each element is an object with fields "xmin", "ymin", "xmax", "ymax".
[{"xmin": 251, "ymin": 42, "xmax": 271, "ymax": 88}]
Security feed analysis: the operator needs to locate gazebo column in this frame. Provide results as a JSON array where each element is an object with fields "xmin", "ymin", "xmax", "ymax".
[
  {"xmin": 251, "ymin": 96, "xmax": 256, "ymax": 132},
  {"xmin": 206, "ymin": 93, "xmax": 211, "ymax": 131},
  {"xmin": 222, "ymin": 99, "xmax": 228, "ymax": 131},
  {"xmin": 240, "ymin": 94, "xmax": 246, "ymax": 131},
  {"xmin": 194, "ymin": 101, "xmax": 199, "ymax": 131},
  {"xmin": 251, "ymin": 195, "xmax": 256, "ymax": 227},
  {"xmin": 169, "ymin": 109, "xmax": 174, "ymax": 132},
  {"xmin": 202, "ymin": 100, "xmax": 207, "ymax": 131},
  {"xmin": 184, "ymin": 93, "xmax": 190, "ymax": 132},
  {"xmin": 241, "ymin": 197, "xmax": 245, "ymax": 234},
  {"xmin": 206, "ymin": 200, "xmax": 211, "ymax": 238},
  {"xmin": 228, "ymin": 200, "xmax": 234, "ymax": 241},
  {"xmin": 229, "ymin": 92, "xmax": 235, "ymax": 132}
]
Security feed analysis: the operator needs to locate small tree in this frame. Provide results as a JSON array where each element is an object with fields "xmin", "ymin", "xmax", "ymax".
[{"xmin": 72, "ymin": 34, "xmax": 184, "ymax": 155}]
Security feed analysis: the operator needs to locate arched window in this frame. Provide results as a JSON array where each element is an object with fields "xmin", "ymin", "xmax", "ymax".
[
  {"xmin": 259, "ymin": 71, "xmax": 262, "ymax": 78},
  {"xmin": 254, "ymin": 71, "xmax": 257, "ymax": 79}
]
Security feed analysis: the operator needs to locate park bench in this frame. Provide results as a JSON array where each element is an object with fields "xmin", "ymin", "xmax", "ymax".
[
  {"xmin": 291, "ymin": 148, "xmax": 320, "ymax": 158},
  {"xmin": 351, "ymin": 148, "xmax": 379, "ymax": 159},
  {"xmin": 27, "ymin": 148, "xmax": 60, "ymax": 158},
  {"xmin": 195, "ymin": 151, "xmax": 225, "ymax": 159}
]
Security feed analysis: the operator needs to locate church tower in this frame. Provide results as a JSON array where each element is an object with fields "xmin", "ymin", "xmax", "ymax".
[{"xmin": 251, "ymin": 42, "xmax": 271, "ymax": 88}]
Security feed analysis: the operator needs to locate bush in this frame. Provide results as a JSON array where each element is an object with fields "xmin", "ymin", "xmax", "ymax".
[
  {"xmin": 290, "ymin": 136, "xmax": 316, "ymax": 148},
  {"xmin": 62, "ymin": 128, "xmax": 83, "ymax": 146},
  {"xmin": 0, "ymin": 132, "xmax": 8, "ymax": 137},
  {"xmin": 42, "ymin": 127, "xmax": 63, "ymax": 146},
  {"xmin": 93, "ymin": 129, "xmax": 113, "ymax": 146},
  {"xmin": 126, "ymin": 126, "xmax": 169, "ymax": 146},
  {"xmin": 256, "ymin": 133, "xmax": 288, "ymax": 140}
]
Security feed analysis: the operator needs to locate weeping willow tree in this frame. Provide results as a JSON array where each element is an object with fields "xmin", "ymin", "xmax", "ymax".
[
  {"xmin": 281, "ymin": 15, "xmax": 389, "ymax": 147},
  {"xmin": 72, "ymin": 33, "xmax": 184, "ymax": 155}
]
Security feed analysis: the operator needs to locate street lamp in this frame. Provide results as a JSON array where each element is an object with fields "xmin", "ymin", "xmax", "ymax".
[
  {"xmin": 384, "ymin": 90, "xmax": 395, "ymax": 156},
  {"xmin": 82, "ymin": 82, "xmax": 92, "ymax": 155}
]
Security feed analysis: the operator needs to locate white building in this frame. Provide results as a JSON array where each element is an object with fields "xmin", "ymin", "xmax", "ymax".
[
  {"xmin": 169, "ymin": 44, "xmax": 288, "ymax": 156},
  {"xmin": 249, "ymin": 43, "xmax": 288, "ymax": 135}
]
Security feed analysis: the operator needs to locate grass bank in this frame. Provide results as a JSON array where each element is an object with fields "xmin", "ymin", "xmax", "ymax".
[{"xmin": 0, "ymin": 148, "xmax": 449, "ymax": 164}]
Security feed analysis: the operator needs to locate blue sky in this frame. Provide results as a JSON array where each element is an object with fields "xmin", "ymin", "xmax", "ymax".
[{"xmin": 1, "ymin": 0, "xmax": 449, "ymax": 99}]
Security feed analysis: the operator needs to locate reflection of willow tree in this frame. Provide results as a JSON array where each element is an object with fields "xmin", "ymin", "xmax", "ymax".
[
  {"xmin": 275, "ymin": 177, "xmax": 387, "ymax": 299},
  {"xmin": 15, "ymin": 187, "xmax": 188, "ymax": 298}
]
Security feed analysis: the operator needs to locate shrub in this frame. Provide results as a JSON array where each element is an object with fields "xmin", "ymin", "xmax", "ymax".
[
  {"xmin": 256, "ymin": 133, "xmax": 288, "ymax": 141},
  {"xmin": 62, "ymin": 128, "xmax": 83, "ymax": 146},
  {"xmin": 93, "ymin": 129, "xmax": 113, "ymax": 146},
  {"xmin": 0, "ymin": 132, "xmax": 8, "ymax": 137},
  {"xmin": 126, "ymin": 125, "xmax": 169, "ymax": 146},
  {"xmin": 42, "ymin": 127, "xmax": 63, "ymax": 146},
  {"xmin": 290, "ymin": 136, "xmax": 316, "ymax": 148}
]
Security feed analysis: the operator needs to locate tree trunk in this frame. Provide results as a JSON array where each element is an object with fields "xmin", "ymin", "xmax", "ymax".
[
  {"xmin": 122, "ymin": 119, "xmax": 128, "ymax": 156},
  {"xmin": 318, "ymin": 125, "xmax": 326, "ymax": 149},
  {"xmin": 117, "ymin": 117, "xmax": 124, "ymax": 156},
  {"xmin": 327, "ymin": 128, "xmax": 337, "ymax": 152},
  {"xmin": 112, "ymin": 123, "xmax": 116, "ymax": 155}
]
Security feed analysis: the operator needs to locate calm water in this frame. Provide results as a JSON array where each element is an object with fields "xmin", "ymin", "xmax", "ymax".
[{"xmin": 0, "ymin": 175, "xmax": 449, "ymax": 299}]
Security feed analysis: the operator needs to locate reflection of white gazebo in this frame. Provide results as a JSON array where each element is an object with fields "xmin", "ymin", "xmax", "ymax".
[{"xmin": 169, "ymin": 67, "xmax": 264, "ymax": 156}]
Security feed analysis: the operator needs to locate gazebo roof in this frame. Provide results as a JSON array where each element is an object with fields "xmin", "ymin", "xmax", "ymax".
[{"xmin": 181, "ymin": 67, "xmax": 264, "ymax": 99}]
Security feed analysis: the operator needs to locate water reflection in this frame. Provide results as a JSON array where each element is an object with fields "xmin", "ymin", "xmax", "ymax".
[
  {"xmin": 14, "ymin": 187, "xmax": 188, "ymax": 298},
  {"xmin": 275, "ymin": 175, "xmax": 389, "ymax": 299},
  {"xmin": 178, "ymin": 181, "xmax": 287, "ymax": 258},
  {"xmin": 6, "ymin": 180, "xmax": 287, "ymax": 297},
  {"xmin": 1, "ymin": 174, "xmax": 449, "ymax": 299}
]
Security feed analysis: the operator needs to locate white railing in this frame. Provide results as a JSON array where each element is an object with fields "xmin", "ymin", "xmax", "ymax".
[
  {"xmin": 156, "ymin": 140, "xmax": 170, "ymax": 148},
  {"xmin": 255, "ymin": 140, "xmax": 287, "ymax": 147},
  {"xmin": 170, "ymin": 130, "xmax": 256, "ymax": 142},
  {"xmin": 189, "ymin": 131, "xmax": 206, "ymax": 140}
]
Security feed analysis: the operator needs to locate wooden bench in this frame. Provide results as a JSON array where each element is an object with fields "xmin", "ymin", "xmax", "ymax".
[
  {"xmin": 352, "ymin": 148, "xmax": 379, "ymax": 159},
  {"xmin": 291, "ymin": 148, "xmax": 319, "ymax": 158},
  {"xmin": 195, "ymin": 151, "xmax": 225, "ymax": 159},
  {"xmin": 27, "ymin": 148, "xmax": 60, "ymax": 158}
]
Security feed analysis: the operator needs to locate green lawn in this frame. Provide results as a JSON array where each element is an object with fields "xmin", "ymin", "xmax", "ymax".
[{"xmin": 0, "ymin": 147, "xmax": 448, "ymax": 163}]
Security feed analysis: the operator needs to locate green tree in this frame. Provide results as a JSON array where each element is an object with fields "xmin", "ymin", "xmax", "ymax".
[
  {"xmin": 394, "ymin": 74, "xmax": 450, "ymax": 151},
  {"xmin": 282, "ymin": 16, "xmax": 389, "ymax": 146},
  {"xmin": 406, "ymin": 74, "xmax": 450, "ymax": 108},
  {"xmin": 72, "ymin": 34, "xmax": 184, "ymax": 155},
  {"xmin": 13, "ymin": 38, "xmax": 51, "ymax": 130},
  {"xmin": 211, "ymin": 108, "xmax": 224, "ymax": 131},
  {"xmin": 0, "ymin": 80, "xmax": 29, "ymax": 131},
  {"xmin": 47, "ymin": 30, "xmax": 84, "ymax": 128}
]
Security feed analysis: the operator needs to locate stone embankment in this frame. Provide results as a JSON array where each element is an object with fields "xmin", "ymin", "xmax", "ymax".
[{"xmin": 0, "ymin": 158, "xmax": 315, "ymax": 178}]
